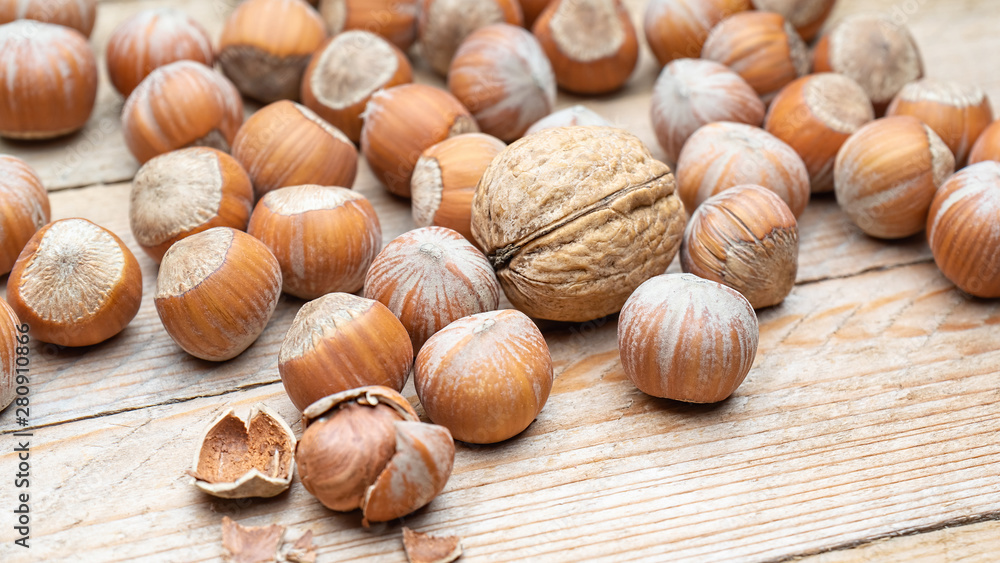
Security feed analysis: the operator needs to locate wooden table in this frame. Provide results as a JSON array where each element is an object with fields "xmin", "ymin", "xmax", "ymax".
[{"xmin": 2, "ymin": 0, "xmax": 999, "ymax": 561}]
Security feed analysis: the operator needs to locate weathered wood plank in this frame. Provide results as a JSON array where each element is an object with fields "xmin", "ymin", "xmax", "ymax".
[{"xmin": 796, "ymin": 519, "xmax": 1000, "ymax": 563}]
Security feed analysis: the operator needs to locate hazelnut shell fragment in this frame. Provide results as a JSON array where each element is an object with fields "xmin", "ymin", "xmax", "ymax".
[{"xmin": 402, "ymin": 527, "xmax": 463, "ymax": 563}]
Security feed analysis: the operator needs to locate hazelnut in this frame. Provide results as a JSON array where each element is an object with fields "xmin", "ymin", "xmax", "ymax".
[
  {"xmin": 417, "ymin": 0, "xmax": 523, "ymax": 76},
  {"xmin": 415, "ymin": 309, "xmax": 553, "ymax": 444},
  {"xmin": 701, "ymin": 11, "xmax": 809, "ymax": 103},
  {"xmin": 361, "ymin": 84, "xmax": 478, "ymax": 198},
  {"xmin": 155, "ymin": 227, "xmax": 282, "ymax": 361},
  {"xmin": 248, "ymin": 185, "xmax": 382, "ymax": 299},
  {"xmin": 0, "ymin": 21, "xmax": 97, "ymax": 140},
  {"xmin": 834, "ymin": 116, "xmax": 954, "ymax": 239},
  {"xmin": 886, "ymin": 79, "xmax": 994, "ymax": 167},
  {"xmin": 218, "ymin": 0, "xmax": 327, "ymax": 103},
  {"xmin": 650, "ymin": 58, "xmax": 765, "ymax": 165},
  {"xmin": 411, "ymin": 134, "xmax": 506, "ymax": 245},
  {"xmin": 813, "ymin": 14, "xmax": 923, "ymax": 114},
  {"xmin": 681, "ymin": 185, "xmax": 798, "ymax": 309},
  {"xmin": 518, "ymin": 0, "xmax": 550, "ymax": 27},
  {"xmin": 619, "ymin": 273, "xmax": 758, "ymax": 402},
  {"xmin": 533, "ymin": 0, "xmax": 639, "ymax": 95},
  {"xmin": 6, "ymin": 219, "xmax": 142, "ymax": 347},
  {"xmin": 0, "ymin": 155, "xmax": 51, "ymax": 275},
  {"xmin": 364, "ymin": 226, "xmax": 501, "ymax": 351},
  {"xmin": 128, "ymin": 148, "xmax": 254, "ymax": 263},
  {"xmin": 447, "ymin": 23, "xmax": 556, "ymax": 142},
  {"xmin": 189, "ymin": 404, "xmax": 296, "ymax": 499},
  {"xmin": 301, "ymin": 30, "xmax": 413, "ymax": 144},
  {"xmin": 524, "ymin": 104, "xmax": 610, "ymax": 135},
  {"xmin": 0, "ymin": 0, "xmax": 97, "ymax": 37},
  {"xmin": 750, "ymin": 0, "xmax": 835, "ymax": 42},
  {"xmin": 318, "ymin": 0, "xmax": 420, "ymax": 52},
  {"xmin": 970, "ymin": 120, "xmax": 1000, "ymax": 165},
  {"xmin": 122, "ymin": 61, "xmax": 244, "ymax": 165},
  {"xmin": 927, "ymin": 161, "xmax": 1000, "ymax": 298},
  {"xmin": 643, "ymin": 0, "xmax": 750, "ymax": 66},
  {"xmin": 105, "ymin": 8, "xmax": 214, "ymax": 97},
  {"xmin": 0, "ymin": 298, "xmax": 22, "ymax": 413},
  {"xmin": 764, "ymin": 73, "xmax": 875, "ymax": 193},
  {"xmin": 278, "ymin": 293, "xmax": 412, "ymax": 412},
  {"xmin": 232, "ymin": 101, "xmax": 358, "ymax": 198},
  {"xmin": 675, "ymin": 122, "xmax": 810, "ymax": 217},
  {"xmin": 296, "ymin": 386, "xmax": 455, "ymax": 526},
  {"xmin": 472, "ymin": 126, "xmax": 686, "ymax": 322}
]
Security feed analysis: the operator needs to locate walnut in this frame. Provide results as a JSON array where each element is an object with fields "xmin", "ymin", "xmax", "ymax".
[{"xmin": 471, "ymin": 126, "xmax": 686, "ymax": 322}]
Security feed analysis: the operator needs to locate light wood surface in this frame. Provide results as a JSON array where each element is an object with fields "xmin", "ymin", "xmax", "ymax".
[{"xmin": 2, "ymin": 0, "xmax": 1000, "ymax": 561}]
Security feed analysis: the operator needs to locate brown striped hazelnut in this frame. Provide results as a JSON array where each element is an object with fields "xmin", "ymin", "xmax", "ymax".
[
  {"xmin": 6, "ymin": 219, "xmax": 142, "ymax": 347},
  {"xmin": 533, "ymin": 0, "xmax": 638, "ymax": 95},
  {"xmin": 218, "ymin": 0, "xmax": 327, "ymax": 103},
  {"xmin": 524, "ymin": 105, "xmax": 610, "ymax": 135},
  {"xmin": 676, "ymin": 122, "xmax": 810, "ymax": 217},
  {"xmin": 301, "ymin": 30, "xmax": 413, "ymax": 144},
  {"xmin": 278, "ymin": 293, "xmax": 412, "ymax": 412},
  {"xmin": 750, "ymin": 0, "xmax": 835, "ymax": 42},
  {"xmin": 650, "ymin": 58, "xmax": 765, "ymax": 165},
  {"xmin": 765, "ymin": 73, "xmax": 875, "ymax": 193},
  {"xmin": 248, "ymin": 185, "xmax": 381, "ymax": 299},
  {"xmin": 447, "ymin": 23, "xmax": 555, "ymax": 142},
  {"xmin": 0, "ymin": 21, "xmax": 97, "ymax": 140},
  {"xmin": 319, "ymin": 0, "xmax": 420, "ymax": 52},
  {"xmin": 927, "ymin": 161, "xmax": 1000, "ymax": 298},
  {"xmin": 233, "ymin": 101, "xmax": 358, "ymax": 198},
  {"xmin": 834, "ymin": 116, "xmax": 954, "ymax": 239},
  {"xmin": 122, "ymin": 61, "xmax": 244, "ymax": 165},
  {"xmin": 0, "ymin": 0, "xmax": 97, "ymax": 37},
  {"xmin": 411, "ymin": 133, "xmax": 506, "ymax": 245},
  {"xmin": 643, "ymin": 0, "xmax": 750, "ymax": 66},
  {"xmin": 129, "ymin": 148, "xmax": 254, "ymax": 263},
  {"xmin": 106, "ymin": 8, "xmax": 214, "ymax": 97},
  {"xmin": 701, "ymin": 11, "xmax": 809, "ymax": 103},
  {"xmin": 0, "ymin": 155, "xmax": 51, "ymax": 275},
  {"xmin": 417, "ymin": 0, "xmax": 523, "ymax": 76},
  {"xmin": 415, "ymin": 309, "xmax": 553, "ymax": 444},
  {"xmin": 970, "ymin": 120, "xmax": 1000, "ymax": 165},
  {"xmin": 618, "ymin": 273, "xmax": 759, "ymax": 402},
  {"xmin": 155, "ymin": 227, "xmax": 282, "ymax": 361},
  {"xmin": 0, "ymin": 298, "xmax": 20, "ymax": 413},
  {"xmin": 681, "ymin": 185, "xmax": 798, "ymax": 309}
]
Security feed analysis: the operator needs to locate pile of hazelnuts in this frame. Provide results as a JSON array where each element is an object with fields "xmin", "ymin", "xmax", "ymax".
[{"xmin": 1, "ymin": 0, "xmax": 999, "ymax": 531}]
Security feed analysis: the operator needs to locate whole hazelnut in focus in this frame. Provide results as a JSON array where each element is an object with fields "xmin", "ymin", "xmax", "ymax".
[
  {"xmin": 0, "ymin": 21, "xmax": 97, "ymax": 140},
  {"xmin": 301, "ymin": 31, "xmax": 413, "ymax": 144},
  {"xmin": 887, "ymin": 79, "xmax": 994, "ymax": 167},
  {"xmin": 0, "ymin": 0, "xmax": 97, "ymax": 37},
  {"xmin": 318, "ymin": 0, "xmax": 419, "ymax": 51},
  {"xmin": 518, "ymin": 0, "xmax": 550, "ymax": 27},
  {"xmin": 122, "ymin": 61, "xmax": 244, "ymax": 165},
  {"xmin": 0, "ymin": 155, "xmax": 51, "ymax": 275},
  {"xmin": 411, "ymin": 134, "xmax": 506, "ymax": 244},
  {"xmin": 751, "ymin": 0, "xmax": 836, "ymax": 42},
  {"xmin": 448, "ymin": 24, "xmax": 556, "ymax": 142},
  {"xmin": 296, "ymin": 386, "xmax": 455, "ymax": 525},
  {"xmin": 278, "ymin": 293, "xmax": 412, "ymax": 412},
  {"xmin": 248, "ymin": 185, "xmax": 381, "ymax": 299},
  {"xmin": 643, "ymin": 0, "xmax": 750, "ymax": 66},
  {"xmin": 813, "ymin": 14, "xmax": 923, "ymax": 114},
  {"xmin": 106, "ymin": 8, "xmax": 214, "ymax": 97},
  {"xmin": 681, "ymin": 185, "xmax": 798, "ymax": 309},
  {"xmin": 233, "ymin": 101, "xmax": 358, "ymax": 197},
  {"xmin": 533, "ymin": 0, "xmax": 638, "ymax": 95},
  {"xmin": 365, "ymin": 226, "xmax": 501, "ymax": 351},
  {"xmin": 650, "ymin": 58, "xmax": 765, "ymax": 165},
  {"xmin": 129, "ymin": 148, "xmax": 254, "ymax": 263},
  {"xmin": 970, "ymin": 120, "xmax": 1000, "ymax": 165},
  {"xmin": 765, "ymin": 73, "xmax": 875, "ymax": 193},
  {"xmin": 415, "ymin": 309, "xmax": 554, "ymax": 444},
  {"xmin": 524, "ymin": 105, "xmax": 610, "ymax": 135},
  {"xmin": 701, "ymin": 11, "xmax": 809, "ymax": 103},
  {"xmin": 676, "ymin": 122, "xmax": 810, "ymax": 217},
  {"xmin": 472, "ymin": 126, "xmax": 686, "ymax": 322},
  {"xmin": 0, "ymin": 298, "xmax": 20, "ymax": 413},
  {"xmin": 155, "ymin": 227, "xmax": 282, "ymax": 361},
  {"xmin": 417, "ymin": 0, "xmax": 523, "ymax": 76},
  {"xmin": 834, "ymin": 116, "xmax": 954, "ymax": 239},
  {"xmin": 618, "ymin": 273, "xmax": 759, "ymax": 402},
  {"xmin": 361, "ymin": 84, "xmax": 478, "ymax": 198},
  {"xmin": 927, "ymin": 161, "xmax": 1000, "ymax": 298},
  {"xmin": 7, "ymin": 219, "xmax": 142, "ymax": 347},
  {"xmin": 218, "ymin": 0, "xmax": 327, "ymax": 103}
]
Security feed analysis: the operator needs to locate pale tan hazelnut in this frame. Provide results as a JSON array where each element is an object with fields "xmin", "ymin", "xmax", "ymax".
[
  {"xmin": 417, "ymin": 0, "xmax": 523, "ymax": 76},
  {"xmin": 524, "ymin": 105, "xmax": 610, "ymax": 135}
]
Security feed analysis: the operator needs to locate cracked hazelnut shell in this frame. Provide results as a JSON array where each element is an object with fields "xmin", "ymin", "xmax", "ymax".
[
  {"xmin": 319, "ymin": 0, "xmax": 420, "ymax": 52},
  {"xmin": 643, "ymin": 0, "xmax": 750, "ymax": 66},
  {"xmin": 0, "ymin": 156, "xmax": 51, "ymax": 275},
  {"xmin": 417, "ymin": 0, "xmax": 523, "ymax": 76},
  {"xmin": 0, "ymin": 0, "xmax": 97, "ymax": 37}
]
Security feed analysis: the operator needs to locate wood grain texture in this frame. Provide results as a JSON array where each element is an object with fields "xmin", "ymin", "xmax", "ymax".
[{"xmin": 797, "ymin": 520, "xmax": 1000, "ymax": 562}]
